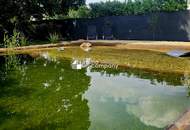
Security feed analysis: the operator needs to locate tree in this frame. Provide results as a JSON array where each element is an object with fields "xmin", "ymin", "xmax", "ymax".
[
  {"xmin": 60, "ymin": 0, "xmax": 86, "ymax": 14},
  {"xmin": 0, "ymin": 0, "xmax": 86, "ymax": 41},
  {"xmin": 68, "ymin": 5, "xmax": 90, "ymax": 18},
  {"xmin": 88, "ymin": 0, "xmax": 187, "ymax": 18}
]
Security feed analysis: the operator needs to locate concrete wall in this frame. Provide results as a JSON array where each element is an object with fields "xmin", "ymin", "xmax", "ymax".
[{"xmin": 33, "ymin": 11, "xmax": 190, "ymax": 41}]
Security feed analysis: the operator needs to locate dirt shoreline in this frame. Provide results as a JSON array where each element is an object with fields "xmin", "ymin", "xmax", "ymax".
[
  {"xmin": 0, "ymin": 40, "xmax": 190, "ymax": 53},
  {"xmin": 167, "ymin": 109, "xmax": 190, "ymax": 130}
]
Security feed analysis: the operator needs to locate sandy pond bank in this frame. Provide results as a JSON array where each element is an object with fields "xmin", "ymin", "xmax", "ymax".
[
  {"xmin": 0, "ymin": 40, "xmax": 190, "ymax": 74},
  {"xmin": 0, "ymin": 40, "xmax": 190, "ymax": 53}
]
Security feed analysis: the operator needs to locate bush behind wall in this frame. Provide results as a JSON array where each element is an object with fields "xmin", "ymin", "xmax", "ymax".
[{"xmin": 72, "ymin": 0, "xmax": 188, "ymax": 18}]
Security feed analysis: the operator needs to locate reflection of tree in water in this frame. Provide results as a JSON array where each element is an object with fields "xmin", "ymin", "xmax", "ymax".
[
  {"xmin": 0, "ymin": 55, "xmax": 18, "ymax": 78},
  {"xmin": 0, "ymin": 54, "xmax": 33, "ymax": 87},
  {"xmin": 90, "ymin": 67, "xmax": 184, "ymax": 86},
  {"xmin": 0, "ymin": 54, "xmax": 22, "ymax": 85},
  {"xmin": 0, "ymin": 55, "xmax": 91, "ymax": 130}
]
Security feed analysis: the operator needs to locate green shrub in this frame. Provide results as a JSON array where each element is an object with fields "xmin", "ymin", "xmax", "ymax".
[
  {"xmin": 48, "ymin": 32, "xmax": 60, "ymax": 43},
  {"xmin": 3, "ymin": 29, "xmax": 28, "ymax": 49},
  {"xmin": 77, "ymin": 6, "xmax": 90, "ymax": 18},
  {"xmin": 161, "ymin": 0, "xmax": 187, "ymax": 11},
  {"xmin": 68, "ymin": 6, "xmax": 90, "ymax": 18},
  {"xmin": 68, "ymin": 9, "xmax": 79, "ymax": 18},
  {"xmin": 43, "ymin": 14, "xmax": 67, "ymax": 20},
  {"xmin": 20, "ymin": 36, "xmax": 28, "ymax": 46},
  {"xmin": 88, "ymin": 0, "xmax": 187, "ymax": 18}
]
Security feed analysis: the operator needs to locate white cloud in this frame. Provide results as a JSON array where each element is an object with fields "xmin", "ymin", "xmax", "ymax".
[{"xmin": 84, "ymin": 72, "xmax": 190, "ymax": 129}]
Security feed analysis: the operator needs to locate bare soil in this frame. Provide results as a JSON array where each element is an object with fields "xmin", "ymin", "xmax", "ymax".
[{"xmin": 1, "ymin": 40, "xmax": 190, "ymax": 53}]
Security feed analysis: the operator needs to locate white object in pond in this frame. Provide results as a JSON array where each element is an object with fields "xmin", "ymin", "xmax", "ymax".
[
  {"xmin": 82, "ymin": 47, "xmax": 92, "ymax": 52},
  {"xmin": 85, "ymin": 58, "xmax": 91, "ymax": 65},
  {"xmin": 57, "ymin": 47, "xmax": 64, "ymax": 51},
  {"xmin": 72, "ymin": 60, "xmax": 78, "ymax": 65},
  {"xmin": 76, "ymin": 64, "xmax": 82, "ymax": 70},
  {"xmin": 41, "ymin": 52, "xmax": 50, "ymax": 60}
]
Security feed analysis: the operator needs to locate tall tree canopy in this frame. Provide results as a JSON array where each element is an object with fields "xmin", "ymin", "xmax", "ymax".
[{"xmin": 0, "ymin": 0, "xmax": 85, "ymax": 34}]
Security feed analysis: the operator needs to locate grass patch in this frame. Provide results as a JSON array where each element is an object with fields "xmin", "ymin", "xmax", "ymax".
[{"xmin": 47, "ymin": 46, "xmax": 190, "ymax": 74}]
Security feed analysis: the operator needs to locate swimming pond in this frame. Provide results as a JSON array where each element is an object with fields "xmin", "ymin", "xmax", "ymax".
[{"xmin": 0, "ymin": 47, "xmax": 190, "ymax": 130}]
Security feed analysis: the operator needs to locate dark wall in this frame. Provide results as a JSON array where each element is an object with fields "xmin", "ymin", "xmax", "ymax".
[{"xmin": 32, "ymin": 11, "xmax": 190, "ymax": 41}]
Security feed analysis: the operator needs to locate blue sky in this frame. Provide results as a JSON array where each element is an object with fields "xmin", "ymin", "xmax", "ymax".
[
  {"xmin": 86, "ymin": 0, "xmax": 100, "ymax": 4},
  {"xmin": 86, "ymin": 0, "xmax": 105, "ymax": 4},
  {"xmin": 86, "ymin": 0, "xmax": 125, "ymax": 5}
]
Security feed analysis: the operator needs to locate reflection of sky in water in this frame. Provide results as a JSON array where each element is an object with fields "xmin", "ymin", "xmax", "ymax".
[
  {"xmin": 86, "ymin": 0, "xmax": 125, "ymax": 4},
  {"xmin": 84, "ymin": 69, "xmax": 190, "ymax": 129},
  {"xmin": 2, "ymin": 53, "xmax": 190, "ymax": 130}
]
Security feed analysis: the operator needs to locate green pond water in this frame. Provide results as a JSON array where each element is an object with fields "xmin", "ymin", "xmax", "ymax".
[{"xmin": 0, "ymin": 52, "xmax": 190, "ymax": 130}]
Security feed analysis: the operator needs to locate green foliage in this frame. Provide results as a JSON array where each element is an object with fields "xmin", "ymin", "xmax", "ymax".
[
  {"xmin": 88, "ymin": 0, "xmax": 187, "ymax": 18},
  {"xmin": 43, "ymin": 14, "xmax": 67, "ymax": 20},
  {"xmin": 3, "ymin": 29, "xmax": 28, "ymax": 49},
  {"xmin": 0, "ymin": 0, "xmax": 85, "ymax": 42},
  {"xmin": 0, "ymin": 0, "xmax": 86, "ymax": 22},
  {"xmin": 68, "ymin": 9, "xmax": 80, "ymax": 18},
  {"xmin": 20, "ymin": 36, "xmax": 28, "ymax": 46},
  {"xmin": 77, "ymin": 6, "xmax": 91, "ymax": 18},
  {"xmin": 161, "ymin": 0, "xmax": 188, "ymax": 11},
  {"xmin": 68, "ymin": 6, "xmax": 90, "ymax": 18},
  {"xmin": 48, "ymin": 32, "xmax": 60, "ymax": 43}
]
